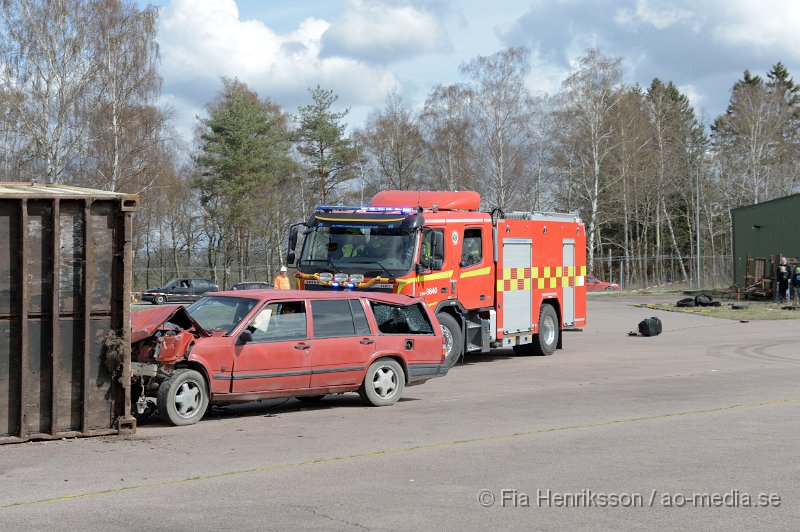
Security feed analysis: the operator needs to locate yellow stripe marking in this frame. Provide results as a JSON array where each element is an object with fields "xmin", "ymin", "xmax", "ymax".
[
  {"xmin": 6, "ymin": 396, "xmax": 799, "ymax": 508},
  {"xmin": 460, "ymin": 266, "xmax": 491, "ymax": 279},
  {"xmin": 395, "ymin": 270, "xmax": 454, "ymax": 292}
]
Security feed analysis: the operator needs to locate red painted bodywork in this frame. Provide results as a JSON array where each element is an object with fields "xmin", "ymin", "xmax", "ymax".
[
  {"xmin": 295, "ymin": 191, "xmax": 587, "ymax": 349},
  {"xmin": 131, "ymin": 290, "xmax": 446, "ymax": 403}
]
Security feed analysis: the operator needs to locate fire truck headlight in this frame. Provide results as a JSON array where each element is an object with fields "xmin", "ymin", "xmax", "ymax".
[
  {"xmin": 319, "ymin": 272, "xmax": 333, "ymax": 282},
  {"xmin": 331, "ymin": 282, "xmax": 340, "ymax": 288},
  {"xmin": 349, "ymin": 274, "xmax": 364, "ymax": 283},
  {"xmin": 346, "ymin": 282, "xmax": 355, "ymax": 289},
  {"xmin": 333, "ymin": 273, "xmax": 348, "ymax": 283}
]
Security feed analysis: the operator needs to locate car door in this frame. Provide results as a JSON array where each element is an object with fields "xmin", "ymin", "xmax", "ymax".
[
  {"xmin": 456, "ymin": 227, "xmax": 493, "ymax": 310},
  {"xmin": 168, "ymin": 278, "xmax": 192, "ymax": 302},
  {"xmin": 308, "ymin": 298, "xmax": 375, "ymax": 388},
  {"xmin": 191, "ymin": 280, "xmax": 211, "ymax": 300},
  {"xmin": 232, "ymin": 300, "xmax": 311, "ymax": 393}
]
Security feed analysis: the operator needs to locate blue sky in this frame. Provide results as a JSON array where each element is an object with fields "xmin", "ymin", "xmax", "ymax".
[{"xmin": 142, "ymin": 0, "xmax": 800, "ymax": 142}]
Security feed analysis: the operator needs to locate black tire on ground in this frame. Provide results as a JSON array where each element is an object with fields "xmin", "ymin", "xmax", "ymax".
[
  {"xmin": 513, "ymin": 304, "xmax": 559, "ymax": 356},
  {"xmin": 154, "ymin": 295, "xmax": 166, "ymax": 305},
  {"xmin": 694, "ymin": 294, "xmax": 712, "ymax": 306},
  {"xmin": 296, "ymin": 395, "xmax": 326, "ymax": 403},
  {"xmin": 157, "ymin": 369, "xmax": 209, "ymax": 426},
  {"xmin": 731, "ymin": 305, "xmax": 747, "ymax": 310},
  {"xmin": 437, "ymin": 313, "xmax": 463, "ymax": 368},
  {"xmin": 359, "ymin": 358, "xmax": 405, "ymax": 406},
  {"xmin": 676, "ymin": 297, "xmax": 695, "ymax": 308}
]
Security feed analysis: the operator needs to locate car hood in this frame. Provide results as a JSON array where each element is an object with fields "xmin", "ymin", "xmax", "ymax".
[{"xmin": 131, "ymin": 305, "xmax": 210, "ymax": 343}]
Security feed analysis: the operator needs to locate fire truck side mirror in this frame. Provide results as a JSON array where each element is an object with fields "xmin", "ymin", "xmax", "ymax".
[{"xmin": 287, "ymin": 224, "xmax": 300, "ymax": 265}]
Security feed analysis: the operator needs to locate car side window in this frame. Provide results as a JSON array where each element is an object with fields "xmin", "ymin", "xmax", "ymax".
[
  {"xmin": 249, "ymin": 301, "xmax": 307, "ymax": 342},
  {"xmin": 350, "ymin": 300, "xmax": 371, "ymax": 335},
  {"xmin": 461, "ymin": 228, "xmax": 482, "ymax": 267},
  {"xmin": 311, "ymin": 299, "xmax": 357, "ymax": 338},
  {"xmin": 420, "ymin": 228, "xmax": 444, "ymax": 270},
  {"xmin": 370, "ymin": 302, "xmax": 434, "ymax": 334}
]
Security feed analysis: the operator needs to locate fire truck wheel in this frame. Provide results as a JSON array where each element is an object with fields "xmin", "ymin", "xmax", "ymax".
[
  {"xmin": 157, "ymin": 369, "xmax": 209, "ymax": 426},
  {"xmin": 514, "ymin": 304, "xmax": 558, "ymax": 356},
  {"xmin": 437, "ymin": 313, "xmax": 463, "ymax": 368}
]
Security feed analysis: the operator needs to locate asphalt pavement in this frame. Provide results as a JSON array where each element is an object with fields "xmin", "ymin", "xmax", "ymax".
[{"xmin": 1, "ymin": 294, "xmax": 798, "ymax": 530}]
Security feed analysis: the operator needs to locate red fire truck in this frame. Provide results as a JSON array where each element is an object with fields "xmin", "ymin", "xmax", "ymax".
[{"xmin": 287, "ymin": 190, "xmax": 586, "ymax": 368}]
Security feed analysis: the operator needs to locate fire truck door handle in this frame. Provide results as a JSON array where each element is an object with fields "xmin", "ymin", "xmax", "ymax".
[
  {"xmin": 294, "ymin": 343, "xmax": 311, "ymax": 350},
  {"xmin": 480, "ymin": 295, "xmax": 486, "ymax": 300},
  {"xmin": 360, "ymin": 338, "xmax": 375, "ymax": 345},
  {"xmin": 451, "ymin": 280, "xmax": 457, "ymax": 294}
]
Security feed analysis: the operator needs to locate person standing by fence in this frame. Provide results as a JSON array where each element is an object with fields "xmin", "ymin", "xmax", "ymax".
[
  {"xmin": 793, "ymin": 265, "xmax": 800, "ymax": 306},
  {"xmin": 273, "ymin": 266, "xmax": 291, "ymax": 290},
  {"xmin": 775, "ymin": 256, "xmax": 790, "ymax": 304}
]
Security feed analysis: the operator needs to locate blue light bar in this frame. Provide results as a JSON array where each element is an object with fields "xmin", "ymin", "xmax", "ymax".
[{"xmin": 315, "ymin": 205, "xmax": 416, "ymax": 214}]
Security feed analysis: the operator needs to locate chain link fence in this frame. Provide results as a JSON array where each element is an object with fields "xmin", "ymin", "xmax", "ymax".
[
  {"xmin": 590, "ymin": 255, "xmax": 733, "ymax": 291},
  {"xmin": 132, "ymin": 255, "xmax": 734, "ymax": 293}
]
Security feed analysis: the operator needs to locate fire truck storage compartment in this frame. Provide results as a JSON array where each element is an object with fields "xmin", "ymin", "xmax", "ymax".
[
  {"xmin": 0, "ymin": 184, "xmax": 138, "ymax": 444},
  {"xmin": 501, "ymin": 239, "xmax": 532, "ymax": 333}
]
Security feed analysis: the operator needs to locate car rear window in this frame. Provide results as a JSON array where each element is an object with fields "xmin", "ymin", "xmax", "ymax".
[
  {"xmin": 370, "ymin": 301, "xmax": 434, "ymax": 334},
  {"xmin": 311, "ymin": 299, "xmax": 356, "ymax": 337}
]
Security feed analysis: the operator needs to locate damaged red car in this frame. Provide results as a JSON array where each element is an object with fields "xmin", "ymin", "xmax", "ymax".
[{"xmin": 130, "ymin": 290, "xmax": 448, "ymax": 426}]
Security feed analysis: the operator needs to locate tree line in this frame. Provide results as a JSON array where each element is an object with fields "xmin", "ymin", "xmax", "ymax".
[{"xmin": 1, "ymin": 1, "xmax": 798, "ymax": 289}]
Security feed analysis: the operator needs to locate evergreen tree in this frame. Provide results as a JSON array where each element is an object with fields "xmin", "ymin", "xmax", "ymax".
[
  {"xmin": 295, "ymin": 86, "xmax": 357, "ymax": 207},
  {"xmin": 194, "ymin": 78, "xmax": 294, "ymax": 280}
]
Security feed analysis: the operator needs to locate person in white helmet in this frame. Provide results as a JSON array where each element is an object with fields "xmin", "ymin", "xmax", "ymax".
[{"xmin": 273, "ymin": 265, "xmax": 291, "ymax": 290}]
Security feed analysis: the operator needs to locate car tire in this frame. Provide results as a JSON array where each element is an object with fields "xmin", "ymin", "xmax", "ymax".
[
  {"xmin": 154, "ymin": 295, "xmax": 166, "ymax": 305},
  {"xmin": 437, "ymin": 313, "xmax": 462, "ymax": 369},
  {"xmin": 514, "ymin": 304, "xmax": 558, "ymax": 356},
  {"xmin": 157, "ymin": 369, "xmax": 209, "ymax": 426},
  {"xmin": 360, "ymin": 358, "xmax": 404, "ymax": 407},
  {"xmin": 297, "ymin": 395, "xmax": 326, "ymax": 403}
]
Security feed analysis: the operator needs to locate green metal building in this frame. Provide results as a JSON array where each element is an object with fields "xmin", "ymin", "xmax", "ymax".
[{"xmin": 732, "ymin": 192, "xmax": 800, "ymax": 285}]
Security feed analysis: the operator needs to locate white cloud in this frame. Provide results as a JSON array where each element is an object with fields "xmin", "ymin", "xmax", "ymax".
[
  {"xmin": 710, "ymin": 0, "xmax": 800, "ymax": 53},
  {"xmin": 320, "ymin": 0, "xmax": 449, "ymax": 62},
  {"xmin": 614, "ymin": 0, "xmax": 697, "ymax": 31},
  {"xmin": 156, "ymin": 0, "xmax": 401, "ymax": 139}
]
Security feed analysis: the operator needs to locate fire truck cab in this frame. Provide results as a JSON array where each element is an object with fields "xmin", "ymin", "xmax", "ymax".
[{"xmin": 287, "ymin": 190, "xmax": 587, "ymax": 368}]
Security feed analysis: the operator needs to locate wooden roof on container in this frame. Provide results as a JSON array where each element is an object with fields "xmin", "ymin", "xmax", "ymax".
[{"xmin": 0, "ymin": 182, "xmax": 138, "ymax": 207}]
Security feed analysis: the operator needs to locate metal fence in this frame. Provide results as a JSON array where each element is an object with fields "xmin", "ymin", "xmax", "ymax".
[
  {"xmin": 132, "ymin": 254, "xmax": 734, "ymax": 293},
  {"xmin": 132, "ymin": 265, "xmax": 284, "ymax": 293},
  {"xmin": 590, "ymin": 255, "xmax": 734, "ymax": 291}
]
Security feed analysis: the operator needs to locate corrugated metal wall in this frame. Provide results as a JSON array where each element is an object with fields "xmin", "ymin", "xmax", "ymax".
[
  {"xmin": 732, "ymin": 193, "xmax": 800, "ymax": 285},
  {"xmin": 0, "ymin": 186, "xmax": 138, "ymax": 443}
]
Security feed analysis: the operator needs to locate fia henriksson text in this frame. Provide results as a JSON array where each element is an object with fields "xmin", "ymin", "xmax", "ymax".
[{"xmin": 477, "ymin": 489, "xmax": 781, "ymax": 508}]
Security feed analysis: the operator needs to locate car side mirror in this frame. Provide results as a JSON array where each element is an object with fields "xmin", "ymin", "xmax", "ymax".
[
  {"xmin": 287, "ymin": 250, "xmax": 296, "ymax": 265},
  {"xmin": 237, "ymin": 330, "xmax": 253, "ymax": 345}
]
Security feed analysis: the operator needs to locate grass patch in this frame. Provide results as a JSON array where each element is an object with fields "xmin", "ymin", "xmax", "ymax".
[{"xmin": 634, "ymin": 301, "xmax": 800, "ymax": 320}]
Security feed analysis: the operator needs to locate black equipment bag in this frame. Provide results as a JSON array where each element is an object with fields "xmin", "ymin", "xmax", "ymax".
[{"xmin": 638, "ymin": 316, "xmax": 662, "ymax": 337}]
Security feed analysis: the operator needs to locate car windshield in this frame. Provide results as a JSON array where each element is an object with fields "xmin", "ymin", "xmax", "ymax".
[
  {"xmin": 299, "ymin": 225, "xmax": 417, "ymax": 276},
  {"xmin": 186, "ymin": 295, "xmax": 259, "ymax": 334}
]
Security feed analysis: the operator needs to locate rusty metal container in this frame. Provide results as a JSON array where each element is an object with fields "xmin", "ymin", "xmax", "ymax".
[{"xmin": 0, "ymin": 183, "xmax": 138, "ymax": 443}]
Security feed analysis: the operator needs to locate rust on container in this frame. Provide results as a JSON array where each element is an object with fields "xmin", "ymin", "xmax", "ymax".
[{"xmin": 0, "ymin": 183, "xmax": 139, "ymax": 443}]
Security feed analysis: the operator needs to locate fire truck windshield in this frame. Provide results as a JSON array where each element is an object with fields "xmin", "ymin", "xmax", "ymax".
[{"xmin": 298, "ymin": 225, "xmax": 417, "ymax": 277}]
